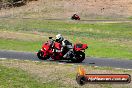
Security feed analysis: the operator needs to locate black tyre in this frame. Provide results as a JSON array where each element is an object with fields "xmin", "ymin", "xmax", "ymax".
[
  {"xmin": 37, "ymin": 50, "xmax": 49, "ymax": 60},
  {"xmin": 72, "ymin": 51, "xmax": 85, "ymax": 63}
]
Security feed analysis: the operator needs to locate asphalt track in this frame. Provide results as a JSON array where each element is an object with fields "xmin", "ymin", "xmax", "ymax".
[
  {"xmin": 0, "ymin": 17, "xmax": 132, "ymax": 23},
  {"xmin": 0, "ymin": 50, "xmax": 132, "ymax": 69}
]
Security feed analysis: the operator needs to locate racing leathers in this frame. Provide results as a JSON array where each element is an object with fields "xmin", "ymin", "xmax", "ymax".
[{"xmin": 56, "ymin": 39, "xmax": 73, "ymax": 59}]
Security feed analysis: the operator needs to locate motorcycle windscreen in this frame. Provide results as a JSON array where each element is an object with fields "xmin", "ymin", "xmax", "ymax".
[
  {"xmin": 42, "ymin": 43, "xmax": 50, "ymax": 50},
  {"xmin": 76, "ymin": 44, "xmax": 83, "ymax": 48}
]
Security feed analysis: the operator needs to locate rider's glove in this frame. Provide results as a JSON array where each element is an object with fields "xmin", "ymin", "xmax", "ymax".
[
  {"xmin": 52, "ymin": 49, "xmax": 55, "ymax": 52},
  {"xmin": 55, "ymin": 50, "xmax": 62, "ymax": 52},
  {"xmin": 52, "ymin": 49, "xmax": 61, "ymax": 53}
]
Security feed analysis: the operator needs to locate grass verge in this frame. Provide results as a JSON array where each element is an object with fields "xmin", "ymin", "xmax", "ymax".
[
  {"xmin": 0, "ymin": 62, "xmax": 58, "ymax": 88},
  {"xmin": 0, "ymin": 59, "xmax": 132, "ymax": 88}
]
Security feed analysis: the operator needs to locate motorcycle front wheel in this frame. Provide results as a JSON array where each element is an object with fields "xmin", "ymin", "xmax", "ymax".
[{"xmin": 37, "ymin": 50, "xmax": 49, "ymax": 60}]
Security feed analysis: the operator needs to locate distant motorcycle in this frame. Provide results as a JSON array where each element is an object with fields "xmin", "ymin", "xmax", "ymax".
[
  {"xmin": 37, "ymin": 37, "xmax": 88, "ymax": 63},
  {"xmin": 71, "ymin": 14, "xmax": 80, "ymax": 20}
]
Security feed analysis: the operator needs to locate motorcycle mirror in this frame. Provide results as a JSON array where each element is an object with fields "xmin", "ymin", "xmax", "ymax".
[{"xmin": 49, "ymin": 37, "xmax": 53, "ymax": 39}]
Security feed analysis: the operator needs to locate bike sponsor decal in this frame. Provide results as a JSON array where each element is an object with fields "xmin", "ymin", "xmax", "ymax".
[{"xmin": 76, "ymin": 66, "xmax": 131, "ymax": 86}]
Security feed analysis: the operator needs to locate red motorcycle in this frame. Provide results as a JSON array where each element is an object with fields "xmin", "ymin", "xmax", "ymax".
[
  {"xmin": 37, "ymin": 37, "xmax": 88, "ymax": 63},
  {"xmin": 71, "ymin": 14, "xmax": 80, "ymax": 20}
]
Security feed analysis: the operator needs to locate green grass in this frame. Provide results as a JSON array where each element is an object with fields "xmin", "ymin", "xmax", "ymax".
[
  {"xmin": 127, "ymin": 16, "xmax": 132, "ymax": 19},
  {"xmin": 0, "ymin": 38, "xmax": 41, "ymax": 52},
  {"xmin": 86, "ymin": 39, "xmax": 132, "ymax": 59},
  {"xmin": 0, "ymin": 64, "xmax": 58, "ymax": 88},
  {"xmin": 0, "ymin": 19, "xmax": 132, "ymax": 39},
  {"xmin": 0, "ymin": 19, "xmax": 132, "ymax": 59},
  {"xmin": 0, "ymin": 59, "xmax": 132, "ymax": 88}
]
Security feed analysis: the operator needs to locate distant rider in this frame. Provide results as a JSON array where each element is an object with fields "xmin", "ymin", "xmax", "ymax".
[
  {"xmin": 73, "ymin": 14, "xmax": 78, "ymax": 18},
  {"xmin": 71, "ymin": 14, "xmax": 80, "ymax": 20},
  {"xmin": 55, "ymin": 34, "xmax": 73, "ymax": 59}
]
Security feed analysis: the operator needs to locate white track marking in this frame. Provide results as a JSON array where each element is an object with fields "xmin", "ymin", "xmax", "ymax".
[
  {"xmin": 92, "ymin": 65, "xmax": 132, "ymax": 70},
  {"xmin": 0, "ymin": 58, "xmax": 7, "ymax": 60},
  {"xmin": 14, "ymin": 59, "xmax": 19, "ymax": 60},
  {"xmin": 32, "ymin": 61, "xmax": 39, "ymax": 62},
  {"xmin": 113, "ymin": 67, "xmax": 132, "ymax": 70},
  {"xmin": 94, "ymin": 66, "xmax": 99, "ymax": 68}
]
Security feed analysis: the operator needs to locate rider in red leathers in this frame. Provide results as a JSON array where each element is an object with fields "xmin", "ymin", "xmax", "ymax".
[
  {"xmin": 71, "ymin": 14, "xmax": 80, "ymax": 20},
  {"xmin": 55, "ymin": 34, "xmax": 74, "ymax": 59}
]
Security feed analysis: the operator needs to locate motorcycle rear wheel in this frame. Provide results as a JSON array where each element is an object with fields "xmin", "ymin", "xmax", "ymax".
[
  {"xmin": 37, "ymin": 50, "xmax": 49, "ymax": 60},
  {"xmin": 72, "ymin": 51, "xmax": 85, "ymax": 63}
]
